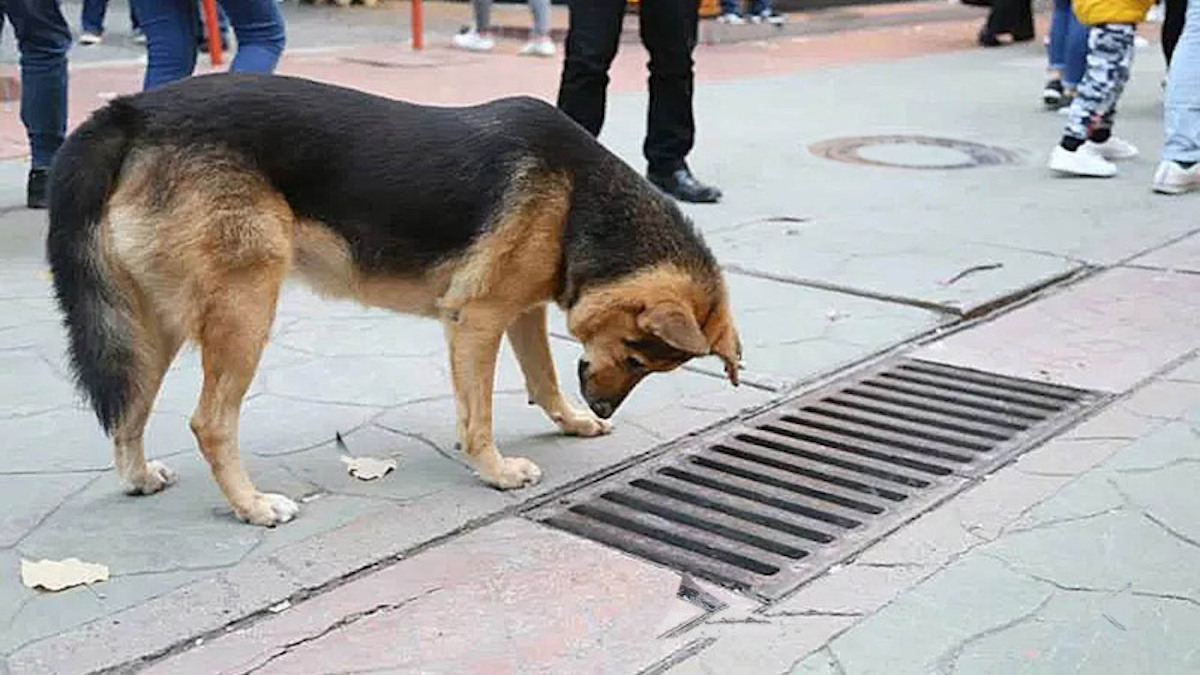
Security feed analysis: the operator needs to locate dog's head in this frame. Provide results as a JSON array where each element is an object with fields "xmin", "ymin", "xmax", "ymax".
[{"xmin": 566, "ymin": 264, "xmax": 742, "ymax": 419}]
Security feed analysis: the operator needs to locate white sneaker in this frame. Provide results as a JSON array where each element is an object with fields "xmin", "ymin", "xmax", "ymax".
[
  {"xmin": 1048, "ymin": 144, "xmax": 1117, "ymax": 177},
  {"xmin": 519, "ymin": 37, "xmax": 556, "ymax": 57},
  {"xmin": 718, "ymin": 13, "xmax": 746, "ymax": 24},
  {"xmin": 1152, "ymin": 160, "xmax": 1200, "ymax": 194},
  {"xmin": 451, "ymin": 30, "xmax": 494, "ymax": 52},
  {"xmin": 1087, "ymin": 136, "xmax": 1139, "ymax": 160},
  {"xmin": 79, "ymin": 31, "xmax": 102, "ymax": 45}
]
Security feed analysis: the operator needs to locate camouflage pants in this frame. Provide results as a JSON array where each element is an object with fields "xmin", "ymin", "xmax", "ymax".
[{"xmin": 1064, "ymin": 24, "xmax": 1137, "ymax": 141}]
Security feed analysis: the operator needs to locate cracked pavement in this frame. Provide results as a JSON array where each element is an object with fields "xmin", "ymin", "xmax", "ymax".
[{"xmin": 4, "ymin": 4, "xmax": 1200, "ymax": 674}]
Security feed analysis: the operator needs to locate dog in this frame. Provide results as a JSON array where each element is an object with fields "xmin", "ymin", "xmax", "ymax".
[{"xmin": 46, "ymin": 73, "xmax": 742, "ymax": 526}]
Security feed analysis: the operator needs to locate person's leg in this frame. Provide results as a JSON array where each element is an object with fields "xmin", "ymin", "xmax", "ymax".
[
  {"xmin": 131, "ymin": 0, "xmax": 198, "ymax": 89},
  {"xmin": 80, "ymin": 0, "xmax": 108, "ymax": 35},
  {"xmin": 982, "ymin": 0, "xmax": 1014, "ymax": 43},
  {"xmin": 1163, "ymin": 0, "xmax": 1187, "ymax": 66},
  {"xmin": 1162, "ymin": 0, "xmax": 1200, "ymax": 172},
  {"xmin": 218, "ymin": 0, "xmax": 286, "ymax": 75},
  {"xmin": 518, "ymin": 0, "xmax": 555, "ymax": 57},
  {"xmin": 1012, "ymin": 0, "xmax": 1034, "ymax": 40},
  {"xmin": 528, "ymin": 0, "xmax": 550, "ymax": 37},
  {"xmin": 1048, "ymin": 0, "xmax": 1071, "ymax": 73},
  {"xmin": 639, "ymin": 0, "xmax": 696, "ymax": 175},
  {"xmin": 1063, "ymin": 12, "xmax": 1090, "ymax": 90},
  {"xmin": 6, "ymin": 0, "xmax": 71, "ymax": 207},
  {"xmin": 557, "ymin": 0, "xmax": 625, "ymax": 137},
  {"xmin": 639, "ymin": 0, "xmax": 719, "ymax": 202},
  {"xmin": 473, "ymin": 0, "xmax": 491, "ymax": 31},
  {"xmin": 1050, "ymin": 24, "xmax": 1136, "ymax": 176}
]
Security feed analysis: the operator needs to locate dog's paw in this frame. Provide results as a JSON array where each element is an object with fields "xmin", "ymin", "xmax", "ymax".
[
  {"xmin": 553, "ymin": 407, "xmax": 614, "ymax": 437},
  {"xmin": 236, "ymin": 492, "xmax": 299, "ymax": 527},
  {"xmin": 125, "ymin": 460, "xmax": 178, "ymax": 496},
  {"xmin": 480, "ymin": 456, "xmax": 542, "ymax": 490}
]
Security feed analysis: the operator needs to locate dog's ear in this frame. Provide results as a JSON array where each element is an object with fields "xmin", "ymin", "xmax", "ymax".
[
  {"xmin": 712, "ymin": 323, "xmax": 742, "ymax": 386},
  {"xmin": 638, "ymin": 302, "xmax": 709, "ymax": 355},
  {"xmin": 705, "ymin": 300, "xmax": 742, "ymax": 387}
]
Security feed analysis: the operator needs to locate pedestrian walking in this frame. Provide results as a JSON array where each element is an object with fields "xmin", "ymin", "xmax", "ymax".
[
  {"xmin": 130, "ymin": 0, "xmax": 286, "ymax": 90},
  {"xmin": 78, "ymin": 0, "xmax": 143, "ymax": 45},
  {"xmin": 1046, "ymin": 0, "xmax": 1152, "ymax": 176},
  {"xmin": 1153, "ymin": 0, "xmax": 1200, "ymax": 192},
  {"xmin": 557, "ymin": 0, "xmax": 721, "ymax": 203},
  {"xmin": 451, "ymin": 0, "xmax": 556, "ymax": 57},
  {"xmin": 979, "ymin": 0, "xmax": 1034, "ymax": 46},
  {"xmin": 717, "ymin": 0, "xmax": 785, "ymax": 25},
  {"xmin": 1043, "ymin": 0, "xmax": 1090, "ymax": 109},
  {"xmin": 1, "ymin": 0, "xmax": 71, "ymax": 209}
]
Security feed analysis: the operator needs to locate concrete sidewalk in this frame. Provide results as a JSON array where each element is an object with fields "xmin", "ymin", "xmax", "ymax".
[{"xmin": 3, "ymin": 4, "xmax": 1199, "ymax": 674}]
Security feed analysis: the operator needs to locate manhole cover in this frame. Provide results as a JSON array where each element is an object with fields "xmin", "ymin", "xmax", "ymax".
[
  {"xmin": 528, "ymin": 358, "xmax": 1103, "ymax": 600},
  {"xmin": 810, "ymin": 135, "xmax": 1021, "ymax": 169}
]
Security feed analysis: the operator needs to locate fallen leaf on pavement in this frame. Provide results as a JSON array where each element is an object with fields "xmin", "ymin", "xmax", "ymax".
[
  {"xmin": 21, "ymin": 558, "xmax": 110, "ymax": 591},
  {"xmin": 340, "ymin": 455, "xmax": 397, "ymax": 481}
]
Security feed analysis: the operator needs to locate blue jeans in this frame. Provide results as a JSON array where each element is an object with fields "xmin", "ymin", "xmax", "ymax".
[
  {"xmin": 81, "ymin": 0, "xmax": 138, "ymax": 34},
  {"xmin": 0, "ymin": 0, "xmax": 70, "ymax": 169},
  {"xmin": 720, "ymin": 0, "xmax": 769, "ymax": 15},
  {"xmin": 1164, "ymin": 0, "xmax": 1200, "ymax": 163},
  {"xmin": 130, "ymin": 0, "xmax": 285, "ymax": 91},
  {"xmin": 1047, "ymin": 0, "xmax": 1088, "ymax": 87}
]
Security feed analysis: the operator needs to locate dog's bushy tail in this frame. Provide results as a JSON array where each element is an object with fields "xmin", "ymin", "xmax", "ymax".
[{"xmin": 46, "ymin": 98, "xmax": 143, "ymax": 434}]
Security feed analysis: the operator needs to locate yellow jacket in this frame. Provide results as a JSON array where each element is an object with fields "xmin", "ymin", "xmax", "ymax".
[{"xmin": 1073, "ymin": 0, "xmax": 1153, "ymax": 25}]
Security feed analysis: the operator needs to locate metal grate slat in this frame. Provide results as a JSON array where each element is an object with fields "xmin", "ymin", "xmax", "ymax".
[{"xmin": 531, "ymin": 358, "xmax": 1104, "ymax": 599}]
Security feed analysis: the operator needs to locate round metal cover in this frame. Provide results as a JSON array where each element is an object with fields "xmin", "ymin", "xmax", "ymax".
[{"xmin": 809, "ymin": 135, "xmax": 1021, "ymax": 170}]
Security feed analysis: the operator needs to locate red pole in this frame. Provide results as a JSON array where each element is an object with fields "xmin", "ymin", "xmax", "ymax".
[
  {"xmin": 201, "ymin": 0, "xmax": 224, "ymax": 66},
  {"xmin": 411, "ymin": 0, "xmax": 423, "ymax": 50}
]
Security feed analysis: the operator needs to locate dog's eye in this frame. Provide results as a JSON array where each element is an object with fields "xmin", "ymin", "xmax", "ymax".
[{"xmin": 625, "ymin": 356, "xmax": 647, "ymax": 372}]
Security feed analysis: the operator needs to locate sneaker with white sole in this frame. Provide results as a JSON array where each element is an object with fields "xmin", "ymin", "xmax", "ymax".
[
  {"xmin": 79, "ymin": 31, "xmax": 102, "ymax": 45},
  {"xmin": 1048, "ymin": 144, "xmax": 1117, "ymax": 177},
  {"xmin": 1152, "ymin": 160, "xmax": 1200, "ymax": 194},
  {"xmin": 717, "ymin": 13, "xmax": 746, "ymax": 24},
  {"xmin": 1087, "ymin": 136, "xmax": 1139, "ymax": 160},
  {"xmin": 452, "ymin": 29, "xmax": 494, "ymax": 52},
  {"xmin": 519, "ymin": 37, "xmax": 556, "ymax": 57}
]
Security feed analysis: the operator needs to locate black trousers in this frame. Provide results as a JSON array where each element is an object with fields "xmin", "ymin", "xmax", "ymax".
[
  {"xmin": 983, "ymin": 0, "xmax": 1033, "ymax": 39},
  {"xmin": 557, "ymin": 0, "xmax": 698, "ymax": 175},
  {"xmin": 1164, "ymin": 0, "xmax": 1188, "ymax": 65}
]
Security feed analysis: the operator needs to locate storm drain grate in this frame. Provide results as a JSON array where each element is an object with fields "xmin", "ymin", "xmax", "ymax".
[{"xmin": 528, "ymin": 358, "xmax": 1104, "ymax": 599}]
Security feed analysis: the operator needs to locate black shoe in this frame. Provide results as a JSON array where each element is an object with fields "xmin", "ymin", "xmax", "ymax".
[
  {"xmin": 647, "ymin": 168, "xmax": 722, "ymax": 204},
  {"xmin": 1011, "ymin": 31, "xmax": 1035, "ymax": 43},
  {"xmin": 27, "ymin": 168, "xmax": 48, "ymax": 210},
  {"xmin": 1042, "ymin": 78, "xmax": 1064, "ymax": 108},
  {"xmin": 978, "ymin": 29, "xmax": 1002, "ymax": 47}
]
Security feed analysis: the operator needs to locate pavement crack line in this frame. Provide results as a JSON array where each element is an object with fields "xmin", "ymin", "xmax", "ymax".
[
  {"xmin": 1116, "ymin": 456, "xmax": 1200, "ymax": 475},
  {"xmin": 241, "ymin": 586, "xmax": 443, "ymax": 674},
  {"xmin": 1142, "ymin": 512, "xmax": 1200, "ymax": 551},
  {"xmin": 934, "ymin": 592, "xmax": 1054, "ymax": 675},
  {"xmin": 1002, "ymin": 506, "xmax": 1125, "ymax": 536},
  {"xmin": 762, "ymin": 609, "xmax": 866, "ymax": 618}
]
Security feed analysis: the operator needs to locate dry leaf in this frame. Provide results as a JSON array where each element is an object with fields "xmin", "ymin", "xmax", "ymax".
[
  {"xmin": 21, "ymin": 558, "xmax": 110, "ymax": 591},
  {"xmin": 340, "ymin": 455, "xmax": 397, "ymax": 481}
]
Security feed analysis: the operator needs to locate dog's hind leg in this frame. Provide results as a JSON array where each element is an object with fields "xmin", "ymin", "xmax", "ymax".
[
  {"xmin": 112, "ymin": 299, "xmax": 184, "ymax": 495},
  {"xmin": 506, "ymin": 305, "xmax": 611, "ymax": 437},
  {"xmin": 189, "ymin": 264, "xmax": 296, "ymax": 526}
]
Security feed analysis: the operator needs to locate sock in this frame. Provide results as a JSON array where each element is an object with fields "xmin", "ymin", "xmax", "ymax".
[
  {"xmin": 1089, "ymin": 128, "xmax": 1112, "ymax": 144},
  {"xmin": 1060, "ymin": 136, "xmax": 1085, "ymax": 151}
]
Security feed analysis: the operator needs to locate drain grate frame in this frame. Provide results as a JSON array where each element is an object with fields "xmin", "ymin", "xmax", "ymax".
[{"xmin": 527, "ymin": 357, "xmax": 1105, "ymax": 600}]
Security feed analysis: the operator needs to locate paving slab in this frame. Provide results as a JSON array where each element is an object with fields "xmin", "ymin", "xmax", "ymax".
[
  {"xmin": 915, "ymin": 267, "xmax": 1200, "ymax": 393},
  {"xmin": 1128, "ymin": 232, "xmax": 1200, "ymax": 273},
  {"xmin": 141, "ymin": 519, "xmax": 699, "ymax": 675}
]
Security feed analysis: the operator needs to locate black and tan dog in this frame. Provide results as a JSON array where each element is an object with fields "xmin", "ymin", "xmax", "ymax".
[{"xmin": 47, "ymin": 74, "xmax": 741, "ymax": 526}]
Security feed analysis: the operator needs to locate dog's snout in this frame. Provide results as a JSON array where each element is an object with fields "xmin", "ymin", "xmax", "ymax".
[{"xmin": 589, "ymin": 399, "xmax": 616, "ymax": 419}]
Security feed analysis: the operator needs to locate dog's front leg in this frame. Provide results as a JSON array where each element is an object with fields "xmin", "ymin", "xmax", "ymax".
[
  {"xmin": 506, "ymin": 305, "xmax": 612, "ymax": 437},
  {"xmin": 444, "ymin": 304, "xmax": 542, "ymax": 489}
]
